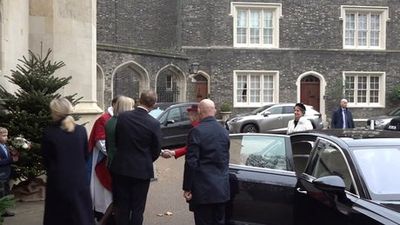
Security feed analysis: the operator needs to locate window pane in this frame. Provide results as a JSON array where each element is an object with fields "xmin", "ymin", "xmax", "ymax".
[
  {"xmin": 237, "ymin": 10, "xmax": 247, "ymax": 44},
  {"xmin": 345, "ymin": 76, "xmax": 355, "ymax": 102},
  {"xmin": 369, "ymin": 76, "xmax": 380, "ymax": 103},
  {"xmin": 345, "ymin": 14, "xmax": 355, "ymax": 45},
  {"xmin": 358, "ymin": 14, "xmax": 367, "ymax": 46},
  {"xmin": 263, "ymin": 75, "xmax": 274, "ymax": 102},
  {"xmin": 263, "ymin": 11, "xmax": 273, "ymax": 44},
  {"xmin": 250, "ymin": 10, "xmax": 261, "ymax": 44},
  {"xmin": 357, "ymin": 76, "xmax": 367, "ymax": 103},
  {"xmin": 370, "ymin": 14, "xmax": 380, "ymax": 46},
  {"xmin": 236, "ymin": 75, "xmax": 247, "ymax": 103},
  {"xmin": 229, "ymin": 135, "xmax": 287, "ymax": 170},
  {"xmin": 311, "ymin": 141, "xmax": 354, "ymax": 193},
  {"xmin": 250, "ymin": 75, "xmax": 261, "ymax": 102}
]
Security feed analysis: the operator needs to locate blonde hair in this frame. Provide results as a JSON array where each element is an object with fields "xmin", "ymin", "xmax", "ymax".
[
  {"xmin": 49, "ymin": 98, "xmax": 76, "ymax": 132},
  {"xmin": 0, "ymin": 127, "xmax": 8, "ymax": 134},
  {"xmin": 113, "ymin": 96, "xmax": 135, "ymax": 116}
]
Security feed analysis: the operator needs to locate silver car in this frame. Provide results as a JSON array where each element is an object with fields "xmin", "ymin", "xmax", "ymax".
[{"xmin": 226, "ymin": 103, "xmax": 323, "ymax": 133}]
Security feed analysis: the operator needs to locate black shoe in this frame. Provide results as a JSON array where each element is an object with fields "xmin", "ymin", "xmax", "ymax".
[{"xmin": 2, "ymin": 210, "xmax": 15, "ymax": 217}]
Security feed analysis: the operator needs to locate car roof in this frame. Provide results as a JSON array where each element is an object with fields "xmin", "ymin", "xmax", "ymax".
[
  {"xmin": 165, "ymin": 102, "xmax": 198, "ymax": 108},
  {"xmin": 295, "ymin": 129, "xmax": 400, "ymax": 149}
]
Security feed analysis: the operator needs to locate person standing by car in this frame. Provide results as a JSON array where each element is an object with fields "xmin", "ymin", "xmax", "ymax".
[
  {"xmin": 287, "ymin": 103, "xmax": 313, "ymax": 134},
  {"xmin": 331, "ymin": 98, "xmax": 355, "ymax": 129},
  {"xmin": 42, "ymin": 98, "xmax": 94, "ymax": 225},
  {"xmin": 110, "ymin": 90, "xmax": 161, "ymax": 225},
  {"xmin": 183, "ymin": 99, "xmax": 230, "ymax": 225},
  {"xmin": 160, "ymin": 104, "xmax": 200, "ymax": 159}
]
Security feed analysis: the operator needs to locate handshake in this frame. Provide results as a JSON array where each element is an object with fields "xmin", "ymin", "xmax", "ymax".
[{"xmin": 160, "ymin": 149, "xmax": 176, "ymax": 159}]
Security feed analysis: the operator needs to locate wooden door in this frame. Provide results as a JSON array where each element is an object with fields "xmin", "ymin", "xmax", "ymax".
[
  {"xmin": 300, "ymin": 75, "xmax": 320, "ymax": 111},
  {"xmin": 194, "ymin": 74, "xmax": 208, "ymax": 102}
]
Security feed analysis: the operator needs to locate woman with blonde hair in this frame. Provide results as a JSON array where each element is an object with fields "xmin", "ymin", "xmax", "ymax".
[
  {"xmin": 42, "ymin": 97, "xmax": 94, "ymax": 225},
  {"xmin": 97, "ymin": 96, "xmax": 135, "ymax": 225}
]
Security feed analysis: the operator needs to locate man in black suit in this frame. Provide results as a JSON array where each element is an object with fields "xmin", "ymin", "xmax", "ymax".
[
  {"xmin": 110, "ymin": 90, "xmax": 161, "ymax": 225},
  {"xmin": 331, "ymin": 98, "xmax": 355, "ymax": 129},
  {"xmin": 183, "ymin": 99, "xmax": 230, "ymax": 225}
]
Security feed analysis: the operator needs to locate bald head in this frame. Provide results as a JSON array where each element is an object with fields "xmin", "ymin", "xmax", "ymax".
[
  {"xmin": 198, "ymin": 99, "xmax": 216, "ymax": 119},
  {"xmin": 340, "ymin": 98, "xmax": 348, "ymax": 108}
]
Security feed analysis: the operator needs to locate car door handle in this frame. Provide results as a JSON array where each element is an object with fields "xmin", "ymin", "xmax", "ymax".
[{"xmin": 296, "ymin": 187, "xmax": 307, "ymax": 195}]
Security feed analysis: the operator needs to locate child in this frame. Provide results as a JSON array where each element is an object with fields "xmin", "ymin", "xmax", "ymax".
[{"xmin": 0, "ymin": 127, "xmax": 17, "ymax": 217}]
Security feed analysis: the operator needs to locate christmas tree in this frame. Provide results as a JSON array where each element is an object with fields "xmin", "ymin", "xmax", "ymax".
[{"xmin": 0, "ymin": 49, "xmax": 80, "ymax": 181}]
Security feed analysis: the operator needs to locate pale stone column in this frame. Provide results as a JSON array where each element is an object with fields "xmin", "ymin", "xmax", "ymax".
[
  {"xmin": 30, "ymin": 0, "xmax": 102, "ymax": 132},
  {"xmin": 0, "ymin": 0, "xmax": 29, "ymax": 91}
]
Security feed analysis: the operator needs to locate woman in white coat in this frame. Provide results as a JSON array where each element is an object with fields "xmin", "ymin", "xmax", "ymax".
[{"xmin": 287, "ymin": 103, "xmax": 314, "ymax": 134}]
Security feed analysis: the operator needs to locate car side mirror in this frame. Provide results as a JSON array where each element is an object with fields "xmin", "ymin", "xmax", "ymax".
[
  {"xmin": 262, "ymin": 111, "xmax": 271, "ymax": 117},
  {"xmin": 313, "ymin": 175, "xmax": 345, "ymax": 193}
]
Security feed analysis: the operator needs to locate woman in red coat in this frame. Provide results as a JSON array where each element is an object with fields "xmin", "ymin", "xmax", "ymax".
[{"xmin": 161, "ymin": 104, "xmax": 199, "ymax": 159}]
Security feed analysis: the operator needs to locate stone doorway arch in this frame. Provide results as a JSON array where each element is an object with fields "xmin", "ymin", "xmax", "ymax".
[
  {"xmin": 156, "ymin": 64, "xmax": 186, "ymax": 102},
  {"xmin": 112, "ymin": 61, "xmax": 149, "ymax": 102},
  {"xmin": 296, "ymin": 71, "xmax": 327, "ymax": 122}
]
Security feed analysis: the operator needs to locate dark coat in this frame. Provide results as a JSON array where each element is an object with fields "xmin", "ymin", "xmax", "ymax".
[
  {"xmin": 41, "ymin": 122, "xmax": 94, "ymax": 225},
  {"xmin": 331, "ymin": 108, "xmax": 355, "ymax": 129},
  {"xmin": 183, "ymin": 116, "xmax": 230, "ymax": 204},
  {"xmin": 0, "ymin": 145, "xmax": 12, "ymax": 182},
  {"xmin": 110, "ymin": 107, "xmax": 162, "ymax": 179}
]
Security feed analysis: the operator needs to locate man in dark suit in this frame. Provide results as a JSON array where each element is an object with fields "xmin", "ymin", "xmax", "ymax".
[
  {"xmin": 110, "ymin": 90, "xmax": 161, "ymax": 225},
  {"xmin": 183, "ymin": 99, "xmax": 230, "ymax": 225},
  {"xmin": 331, "ymin": 98, "xmax": 355, "ymax": 129}
]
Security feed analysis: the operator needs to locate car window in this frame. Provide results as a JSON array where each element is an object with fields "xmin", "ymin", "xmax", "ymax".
[
  {"xmin": 181, "ymin": 106, "xmax": 190, "ymax": 121},
  {"xmin": 167, "ymin": 107, "xmax": 182, "ymax": 122},
  {"xmin": 283, "ymin": 106, "xmax": 294, "ymax": 114},
  {"xmin": 267, "ymin": 106, "xmax": 283, "ymax": 115},
  {"xmin": 158, "ymin": 111, "xmax": 168, "ymax": 124},
  {"xmin": 309, "ymin": 140, "xmax": 355, "ymax": 194},
  {"xmin": 230, "ymin": 135, "xmax": 287, "ymax": 171}
]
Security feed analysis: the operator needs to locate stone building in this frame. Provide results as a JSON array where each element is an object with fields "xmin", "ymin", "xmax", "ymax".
[{"xmin": 97, "ymin": 0, "xmax": 400, "ymax": 124}]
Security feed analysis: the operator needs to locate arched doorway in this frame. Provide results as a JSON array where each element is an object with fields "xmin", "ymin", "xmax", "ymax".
[
  {"xmin": 156, "ymin": 65, "xmax": 185, "ymax": 102},
  {"xmin": 300, "ymin": 75, "xmax": 320, "ymax": 111},
  {"xmin": 194, "ymin": 74, "xmax": 208, "ymax": 102},
  {"xmin": 112, "ymin": 61, "xmax": 149, "ymax": 102}
]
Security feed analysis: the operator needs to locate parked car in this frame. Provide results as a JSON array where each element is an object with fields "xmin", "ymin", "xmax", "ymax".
[
  {"xmin": 383, "ymin": 116, "xmax": 400, "ymax": 131},
  {"xmin": 367, "ymin": 106, "xmax": 400, "ymax": 129},
  {"xmin": 226, "ymin": 103, "xmax": 323, "ymax": 134},
  {"xmin": 227, "ymin": 130, "xmax": 400, "ymax": 225},
  {"xmin": 150, "ymin": 102, "xmax": 198, "ymax": 148}
]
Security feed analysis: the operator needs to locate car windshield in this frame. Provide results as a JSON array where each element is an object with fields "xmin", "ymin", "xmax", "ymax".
[
  {"xmin": 352, "ymin": 147, "xmax": 400, "ymax": 201},
  {"xmin": 388, "ymin": 107, "xmax": 400, "ymax": 116}
]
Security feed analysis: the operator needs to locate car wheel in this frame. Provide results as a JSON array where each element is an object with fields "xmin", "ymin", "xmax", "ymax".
[{"xmin": 242, "ymin": 124, "xmax": 258, "ymax": 133}]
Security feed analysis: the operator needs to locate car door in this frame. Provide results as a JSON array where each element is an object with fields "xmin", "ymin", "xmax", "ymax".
[
  {"xmin": 259, "ymin": 106, "xmax": 286, "ymax": 132},
  {"xmin": 159, "ymin": 106, "xmax": 192, "ymax": 147},
  {"xmin": 227, "ymin": 134, "xmax": 296, "ymax": 225},
  {"xmin": 294, "ymin": 138, "xmax": 359, "ymax": 225}
]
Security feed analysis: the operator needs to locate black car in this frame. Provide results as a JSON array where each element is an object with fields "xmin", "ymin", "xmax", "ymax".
[
  {"xmin": 150, "ymin": 102, "xmax": 198, "ymax": 148},
  {"xmin": 384, "ymin": 117, "xmax": 400, "ymax": 131},
  {"xmin": 227, "ymin": 130, "xmax": 400, "ymax": 225}
]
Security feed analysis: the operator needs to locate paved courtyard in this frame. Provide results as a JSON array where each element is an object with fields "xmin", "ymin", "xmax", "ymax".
[{"xmin": 5, "ymin": 157, "xmax": 194, "ymax": 225}]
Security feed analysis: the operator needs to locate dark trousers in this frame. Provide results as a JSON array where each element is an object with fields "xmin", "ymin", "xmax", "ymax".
[
  {"xmin": 112, "ymin": 174, "xmax": 150, "ymax": 225},
  {"xmin": 0, "ymin": 180, "xmax": 10, "ymax": 197},
  {"xmin": 193, "ymin": 203, "xmax": 226, "ymax": 225}
]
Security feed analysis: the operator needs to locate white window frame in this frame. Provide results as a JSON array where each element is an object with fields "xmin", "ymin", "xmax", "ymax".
[
  {"xmin": 342, "ymin": 71, "xmax": 385, "ymax": 108},
  {"xmin": 340, "ymin": 5, "xmax": 389, "ymax": 50},
  {"xmin": 231, "ymin": 2, "xmax": 282, "ymax": 48},
  {"xmin": 233, "ymin": 70, "xmax": 279, "ymax": 108}
]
